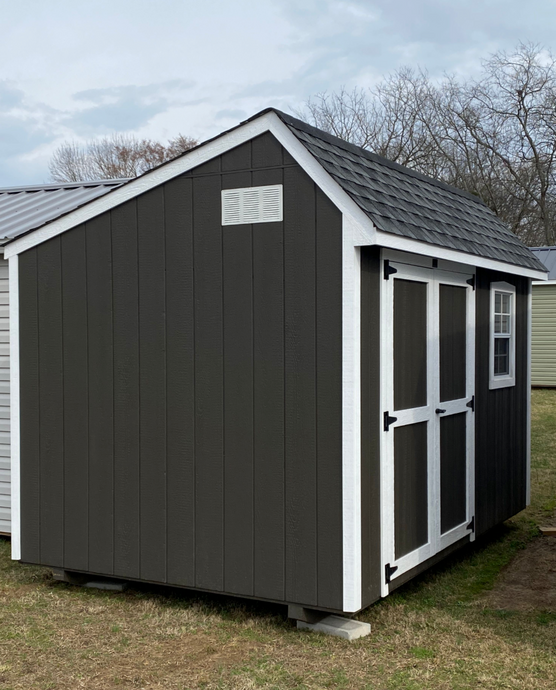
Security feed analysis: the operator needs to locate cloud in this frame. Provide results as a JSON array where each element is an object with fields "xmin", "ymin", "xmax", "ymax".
[
  {"xmin": 67, "ymin": 80, "xmax": 197, "ymax": 136},
  {"xmin": 0, "ymin": 81, "xmax": 25, "ymax": 110},
  {"xmin": 215, "ymin": 108, "xmax": 247, "ymax": 121}
]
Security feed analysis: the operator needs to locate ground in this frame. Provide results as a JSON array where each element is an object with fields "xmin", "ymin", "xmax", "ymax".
[{"xmin": 1, "ymin": 390, "xmax": 556, "ymax": 689}]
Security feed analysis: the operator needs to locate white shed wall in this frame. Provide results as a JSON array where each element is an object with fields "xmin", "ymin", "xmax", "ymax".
[{"xmin": 0, "ymin": 257, "xmax": 9, "ymax": 534}]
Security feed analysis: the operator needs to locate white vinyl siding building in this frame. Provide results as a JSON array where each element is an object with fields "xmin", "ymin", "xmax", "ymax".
[
  {"xmin": 530, "ymin": 248, "xmax": 556, "ymax": 388},
  {"xmin": 0, "ymin": 257, "xmax": 9, "ymax": 533}
]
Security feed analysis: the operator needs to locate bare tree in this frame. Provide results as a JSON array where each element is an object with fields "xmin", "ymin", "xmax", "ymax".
[
  {"xmin": 300, "ymin": 43, "xmax": 556, "ymax": 245},
  {"xmin": 49, "ymin": 133, "xmax": 198, "ymax": 183}
]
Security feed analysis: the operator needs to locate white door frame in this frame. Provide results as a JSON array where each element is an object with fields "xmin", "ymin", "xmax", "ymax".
[{"xmin": 379, "ymin": 251, "xmax": 475, "ymax": 596}]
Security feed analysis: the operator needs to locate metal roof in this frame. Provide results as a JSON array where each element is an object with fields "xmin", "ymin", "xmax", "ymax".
[
  {"xmin": 0, "ymin": 179, "xmax": 130, "ymax": 245},
  {"xmin": 530, "ymin": 247, "xmax": 556, "ymax": 279},
  {"xmin": 270, "ymin": 110, "xmax": 546, "ymax": 274}
]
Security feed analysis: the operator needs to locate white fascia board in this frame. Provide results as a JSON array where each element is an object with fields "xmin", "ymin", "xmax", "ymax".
[
  {"xmin": 533, "ymin": 279, "xmax": 555, "ymax": 285},
  {"xmin": 9, "ymin": 255, "xmax": 20, "ymax": 560},
  {"xmin": 4, "ymin": 112, "xmax": 374, "ymax": 259},
  {"xmin": 374, "ymin": 230, "xmax": 548, "ymax": 281}
]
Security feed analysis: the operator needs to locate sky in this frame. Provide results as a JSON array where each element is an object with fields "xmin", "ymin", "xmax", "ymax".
[{"xmin": 2, "ymin": 0, "xmax": 556, "ymax": 186}]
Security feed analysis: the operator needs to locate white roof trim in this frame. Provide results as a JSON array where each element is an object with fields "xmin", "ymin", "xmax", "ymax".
[
  {"xmin": 4, "ymin": 112, "xmax": 374, "ymax": 259},
  {"xmin": 533, "ymin": 279, "xmax": 555, "ymax": 285},
  {"xmin": 2, "ymin": 110, "xmax": 547, "ymax": 280},
  {"xmin": 373, "ymin": 230, "xmax": 547, "ymax": 281}
]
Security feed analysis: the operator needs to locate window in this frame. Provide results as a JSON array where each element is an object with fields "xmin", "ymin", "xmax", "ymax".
[{"xmin": 489, "ymin": 281, "xmax": 516, "ymax": 389}]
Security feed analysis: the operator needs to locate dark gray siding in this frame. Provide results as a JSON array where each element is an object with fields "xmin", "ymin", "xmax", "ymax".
[
  {"xmin": 475, "ymin": 269, "xmax": 529, "ymax": 536},
  {"xmin": 18, "ymin": 133, "xmax": 344, "ymax": 611},
  {"xmin": 360, "ymin": 247, "xmax": 381, "ymax": 608}
]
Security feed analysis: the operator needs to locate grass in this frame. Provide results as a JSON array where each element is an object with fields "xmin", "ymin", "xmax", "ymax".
[{"xmin": 0, "ymin": 390, "xmax": 555, "ymax": 688}]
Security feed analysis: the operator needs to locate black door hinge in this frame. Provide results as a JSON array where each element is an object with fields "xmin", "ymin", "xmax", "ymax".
[
  {"xmin": 384, "ymin": 260, "xmax": 398, "ymax": 280},
  {"xmin": 383, "ymin": 411, "xmax": 398, "ymax": 431},
  {"xmin": 467, "ymin": 516, "xmax": 475, "ymax": 533},
  {"xmin": 466, "ymin": 395, "xmax": 475, "ymax": 412},
  {"xmin": 466, "ymin": 275, "xmax": 476, "ymax": 290},
  {"xmin": 385, "ymin": 563, "xmax": 398, "ymax": 584}
]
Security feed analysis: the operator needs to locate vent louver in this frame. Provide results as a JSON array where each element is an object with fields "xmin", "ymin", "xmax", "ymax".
[{"xmin": 222, "ymin": 185, "xmax": 283, "ymax": 225}]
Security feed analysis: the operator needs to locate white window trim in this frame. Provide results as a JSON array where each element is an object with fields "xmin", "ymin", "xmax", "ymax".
[{"xmin": 489, "ymin": 281, "xmax": 516, "ymax": 390}]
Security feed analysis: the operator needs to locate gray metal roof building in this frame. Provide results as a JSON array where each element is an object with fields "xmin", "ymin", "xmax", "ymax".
[{"xmin": 0, "ymin": 179, "xmax": 129, "ymax": 246}]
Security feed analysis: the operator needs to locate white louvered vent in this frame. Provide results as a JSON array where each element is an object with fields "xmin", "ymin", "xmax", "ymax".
[{"xmin": 222, "ymin": 185, "xmax": 283, "ymax": 225}]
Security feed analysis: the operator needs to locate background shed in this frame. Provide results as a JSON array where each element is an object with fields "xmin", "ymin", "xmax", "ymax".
[
  {"xmin": 530, "ymin": 247, "xmax": 556, "ymax": 387},
  {"xmin": 0, "ymin": 180, "xmax": 128, "ymax": 534}
]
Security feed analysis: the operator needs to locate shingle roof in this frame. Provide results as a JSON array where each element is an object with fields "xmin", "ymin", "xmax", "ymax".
[
  {"xmin": 0, "ymin": 179, "xmax": 130, "ymax": 245},
  {"xmin": 270, "ymin": 110, "xmax": 545, "ymax": 273},
  {"xmin": 530, "ymin": 247, "xmax": 556, "ymax": 279}
]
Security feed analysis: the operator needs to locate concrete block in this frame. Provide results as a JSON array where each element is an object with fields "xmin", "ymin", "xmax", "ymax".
[{"xmin": 297, "ymin": 615, "xmax": 371, "ymax": 641}]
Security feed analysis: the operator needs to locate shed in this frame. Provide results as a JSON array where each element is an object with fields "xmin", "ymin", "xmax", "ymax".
[
  {"xmin": 6, "ymin": 110, "xmax": 547, "ymax": 616},
  {"xmin": 530, "ymin": 247, "xmax": 556, "ymax": 387},
  {"xmin": 0, "ymin": 180, "xmax": 128, "ymax": 534}
]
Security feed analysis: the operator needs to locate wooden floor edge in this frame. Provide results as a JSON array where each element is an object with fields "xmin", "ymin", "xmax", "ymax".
[{"xmin": 539, "ymin": 527, "xmax": 556, "ymax": 537}]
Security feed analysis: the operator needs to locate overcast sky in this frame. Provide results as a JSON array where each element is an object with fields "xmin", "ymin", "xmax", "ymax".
[{"xmin": 2, "ymin": 0, "xmax": 556, "ymax": 186}]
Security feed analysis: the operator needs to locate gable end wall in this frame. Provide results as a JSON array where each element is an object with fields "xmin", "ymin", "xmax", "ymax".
[{"xmin": 17, "ymin": 132, "xmax": 345, "ymax": 611}]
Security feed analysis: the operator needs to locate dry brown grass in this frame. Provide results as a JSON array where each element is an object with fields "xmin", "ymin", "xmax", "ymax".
[{"xmin": 1, "ymin": 390, "xmax": 556, "ymax": 689}]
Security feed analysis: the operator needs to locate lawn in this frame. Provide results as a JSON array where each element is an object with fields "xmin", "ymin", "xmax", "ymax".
[{"xmin": 1, "ymin": 391, "xmax": 556, "ymax": 689}]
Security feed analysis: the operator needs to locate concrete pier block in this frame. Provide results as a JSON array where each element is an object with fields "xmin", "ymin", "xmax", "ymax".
[{"xmin": 297, "ymin": 615, "xmax": 371, "ymax": 640}]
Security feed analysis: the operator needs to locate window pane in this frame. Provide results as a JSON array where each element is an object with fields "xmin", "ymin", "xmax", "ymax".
[
  {"xmin": 501, "ymin": 315, "xmax": 510, "ymax": 334},
  {"xmin": 501, "ymin": 293, "xmax": 511, "ymax": 314},
  {"xmin": 494, "ymin": 337, "xmax": 509, "ymax": 375},
  {"xmin": 495, "ymin": 293, "xmax": 502, "ymax": 312},
  {"xmin": 494, "ymin": 315, "xmax": 502, "ymax": 333}
]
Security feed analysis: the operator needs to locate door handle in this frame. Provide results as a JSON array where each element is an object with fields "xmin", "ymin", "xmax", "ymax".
[{"xmin": 435, "ymin": 408, "xmax": 446, "ymax": 414}]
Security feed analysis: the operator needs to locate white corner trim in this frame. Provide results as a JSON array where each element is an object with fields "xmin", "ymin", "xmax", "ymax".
[
  {"xmin": 9, "ymin": 255, "xmax": 20, "ymax": 560},
  {"xmin": 342, "ymin": 215, "xmax": 363, "ymax": 613},
  {"xmin": 4, "ymin": 112, "xmax": 375, "ymax": 259},
  {"xmin": 375, "ymin": 230, "xmax": 547, "ymax": 281},
  {"xmin": 526, "ymin": 280, "xmax": 532, "ymax": 505}
]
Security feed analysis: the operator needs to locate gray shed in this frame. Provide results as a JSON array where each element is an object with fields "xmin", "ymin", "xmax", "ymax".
[
  {"xmin": 6, "ymin": 110, "xmax": 547, "ymax": 616},
  {"xmin": 0, "ymin": 180, "xmax": 128, "ymax": 534}
]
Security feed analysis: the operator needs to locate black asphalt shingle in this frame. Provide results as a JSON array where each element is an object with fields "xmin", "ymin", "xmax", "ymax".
[{"xmin": 270, "ymin": 110, "xmax": 545, "ymax": 273}]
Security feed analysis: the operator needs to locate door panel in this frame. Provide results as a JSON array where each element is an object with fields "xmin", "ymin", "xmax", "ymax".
[
  {"xmin": 394, "ymin": 422, "xmax": 428, "ymax": 559},
  {"xmin": 440, "ymin": 412, "xmax": 467, "ymax": 534},
  {"xmin": 439, "ymin": 285, "xmax": 467, "ymax": 403},
  {"xmin": 381, "ymin": 256, "xmax": 475, "ymax": 596},
  {"xmin": 394, "ymin": 280, "xmax": 427, "ymax": 411}
]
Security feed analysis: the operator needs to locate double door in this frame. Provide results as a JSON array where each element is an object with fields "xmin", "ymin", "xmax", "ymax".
[{"xmin": 380, "ymin": 257, "xmax": 475, "ymax": 593}]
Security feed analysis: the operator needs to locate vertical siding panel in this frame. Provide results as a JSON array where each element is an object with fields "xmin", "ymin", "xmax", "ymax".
[
  {"xmin": 165, "ymin": 176, "xmax": 195, "ymax": 586},
  {"xmin": 223, "ymin": 168, "xmax": 254, "ymax": 595},
  {"xmin": 475, "ymin": 270, "xmax": 528, "ymax": 535},
  {"xmin": 19, "ymin": 249, "xmax": 40, "ymax": 563},
  {"xmin": 137, "ymin": 188, "xmax": 167, "ymax": 583},
  {"xmin": 112, "ymin": 201, "xmax": 140, "ymax": 579},
  {"xmin": 87, "ymin": 215, "xmax": 114, "ymax": 574},
  {"xmin": 37, "ymin": 238, "xmax": 64, "ymax": 566},
  {"xmin": 252, "ymin": 167, "xmax": 285, "ymax": 601},
  {"xmin": 252, "ymin": 133, "xmax": 283, "ymax": 169},
  {"xmin": 284, "ymin": 166, "xmax": 318, "ymax": 606},
  {"xmin": 61, "ymin": 228, "xmax": 89, "ymax": 571},
  {"xmin": 194, "ymin": 172, "xmax": 224, "ymax": 591},
  {"xmin": 315, "ymin": 189, "xmax": 343, "ymax": 609}
]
